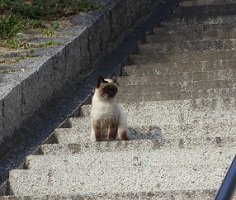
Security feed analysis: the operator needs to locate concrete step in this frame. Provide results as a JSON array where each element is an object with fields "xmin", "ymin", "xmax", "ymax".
[
  {"xmin": 80, "ymin": 97, "xmax": 236, "ymax": 119},
  {"xmin": 138, "ymin": 39, "xmax": 236, "ymax": 54},
  {"xmin": 145, "ymin": 30, "xmax": 236, "ymax": 43},
  {"xmin": 154, "ymin": 23, "xmax": 236, "ymax": 35},
  {"xmin": 129, "ymin": 50, "xmax": 236, "ymax": 64},
  {"xmin": 8, "ymin": 154, "xmax": 233, "ymax": 197},
  {"xmin": 161, "ymin": 15, "xmax": 236, "ymax": 27},
  {"xmin": 173, "ymin": 4, "xmax": 236, "ymax": 18},
  {"xmin": 119, "ymin": 79, "xmax": 236, "ymax": 93},
  {"xmin": 119, "ymin": 69, "xmax": 236, "ymax": 84},
  {"xmin": 41, "ymin": 136, "xmax": 236, "ymax": 155},
  {"xmin": 180, "ymin": 0, "xmax": 236, "ymax": 7},
  {"xmin": 118, "ymin": 88, "xmax": 236, "ymax": 102},
  {"xmin": 26, "ymin": 147, "xmax": 235, "ymax": 170},
  {"xmin": 52, "ymin": 97, "xmax": 236, "ymax": 143},
  {"xmin": 55, "ymin": 117, "xmax": 236, "ymax": 144},
  {"xmin": 0, "ymin": 189, "xmax": 219, "ymax": 200},
  {"xmin": 122, "ymin": 60, "xmax": 236, "ymax": 76}
]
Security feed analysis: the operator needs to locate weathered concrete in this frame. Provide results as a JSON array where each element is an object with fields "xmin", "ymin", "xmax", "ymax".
[
  {"xmin": 146, "ymin": 31, "xmax": 236, "ymax": 43},
  {"xmin": 122, "ymin": 60, "xmax": 236, "ymax": 76},
  {"xmin": 180, "ymin": 0, "xmax": 236, "ymax": 7},
  {"xmin": 25, "ymin": 147, "xmax": 235, "ymax": 170},
  {"xmin": 119, "ymin": 70, "xmax": 236, "ymax": 85},
  {"xmin": 139, "ymin": 39, "xmax": 236, "ymax": 54},
  {"xmin": 2, "ymin": 0, "xmax": 236, "ymax": 199},
  {"xmin": 154, "ymin": 22, "xmax": 236, "ymax": 34},
  {"xmin": 129, "ymin": 51, "xmax": 236, "ymax": 63},
  {"xmin": 0, "ymin": 190, "xmax": 218, "ymax": 200},
  {"xmin": 7, "ymin": 161, "xmax": 231, "ymax": 197},
  {"xmin": 40, "ymin": 136, "xmax": 236, "ymax": 155}
]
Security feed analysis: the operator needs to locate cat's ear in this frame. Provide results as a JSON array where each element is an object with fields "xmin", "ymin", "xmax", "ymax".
[
  {"xmin": 97, "ymin": 76, "xmax": 107, "ymax": 88},
  {"xmin": 111, "ymin": 75, "xmax": 118, "ymax": 83}
]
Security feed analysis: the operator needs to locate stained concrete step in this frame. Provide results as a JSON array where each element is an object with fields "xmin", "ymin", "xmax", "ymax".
[
  {"xmin": 154, "ymin": 22, "xmax": 236, "ymax": 35},
  {"xmin": 138, "ymin": 39, "xmax": 236, "ymax": 54},
  {"xmin": 118, "ymin": 88, "xmax": 236, "ymax": 102},
  {"xmin": 173, "ymin": 4, "xmax": 236, "ymax": 18},
  {"xmin": 8, "ymin": 154, "xmax": 232, "ymax": 197},
  {"xmin": 119, "ymin": 69, "xmax": 236, "ymax": 85},
  {"xmin": 122, "ymin": 60, "xmax": 236, "ymax": 76},
  {"xmin": 145, "ymin": 31, "xmax": 236, "ymax": 43},
  {"xmin": 52, "ymin": 97, "xmax": 236, "ymax": 144},
  {"xmin": 41, "ymin": 136, "xmax": 236, "ymax": 155},
  {"xmin": 180, "ymin": 0, "xmax": 236, "ymax": 7},
  {"xmin": 26, "ymin": 147, "xmax": 235, "ymax": 170},
  {"xmin": 129, "ymin": 50, "xmax": 236, "ymax": 64},
  {"xmin": 0, "ymin": 190, "xmax": 219, "ymax": 200},
  {"xmin": 119, "ymin": 79, "xmax": 236, "ymax": 94},
  {"xmin": 55, "ymin": 118, "xmax": 236, "ymax": 144},
  {"xmin": 80, "ymin": 97, "xmax": 236, "ymax": 116},
  {"xmin": 161, "ymin": 15, "xmax": 236, "ymax": 27}
]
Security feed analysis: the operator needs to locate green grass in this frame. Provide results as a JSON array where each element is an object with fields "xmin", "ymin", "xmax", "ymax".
[{"xmin": 0, "ymin": 0, "xmax": 100, "ymax": 48}]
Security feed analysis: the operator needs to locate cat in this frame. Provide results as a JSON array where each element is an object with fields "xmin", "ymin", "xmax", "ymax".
[{"xmin": 90, "ymin": 76, "xmax": 129, "ymax": 142}]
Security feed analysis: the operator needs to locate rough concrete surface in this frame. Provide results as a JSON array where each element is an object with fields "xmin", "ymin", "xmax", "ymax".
[{"xmin": 2, "ymin": 0, "xmax": 236, "ymax": 199}]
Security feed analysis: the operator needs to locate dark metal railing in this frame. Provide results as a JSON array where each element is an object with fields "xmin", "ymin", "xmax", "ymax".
[{"xmin": 215, "ymin": 156, "xmax": 236, "ymax": 200}]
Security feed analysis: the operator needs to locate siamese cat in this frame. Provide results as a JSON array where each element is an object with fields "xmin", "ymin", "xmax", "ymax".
[{"xmin": 91, "ymin": 76, "xmax": 129, "ymax": 142}]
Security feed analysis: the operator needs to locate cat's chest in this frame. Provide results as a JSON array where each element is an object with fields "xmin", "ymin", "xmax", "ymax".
[{"xmin": 91, "ymin": 102, "xmax": 119, "ymax": 119}]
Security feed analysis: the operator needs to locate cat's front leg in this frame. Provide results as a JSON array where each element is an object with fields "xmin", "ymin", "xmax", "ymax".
[
  {"xmin": 119, "ymin": 129, "xmax": 129, "ymax": 141},
  {"xmin": 108, "ymin": 122, "xmax": 118, "ymax": 141},
  {"xmin": 92, "ymin": 120, "xmax": 102, "ymax": 142}
]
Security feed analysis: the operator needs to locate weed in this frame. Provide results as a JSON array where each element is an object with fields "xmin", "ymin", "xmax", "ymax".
[
  {"xmin": 0, "ymin": 0, "xmax": 100, "ymax": 48},
  {"xmin": 41, "ymin": 41, "xmax": 58, "ymax": 47},
  {"xmin": 42, "ymin": 30, "xmax": 55, "ymax": 37}
]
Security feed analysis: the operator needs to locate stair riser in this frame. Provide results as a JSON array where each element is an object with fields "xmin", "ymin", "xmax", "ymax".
[
  {"xmin": 41, "ymin": 136, "xmax": 236, "ymax": 155},
  {"xmin": 154, "ymin": 23, "xmax": 236, "ymax": 35},
  {"xmin": 118, "ymin": 88, "xmax": 236, "ymax": 102},
  {"xmin": 145, "ymin": 31, "xmax": 236, "ymax": 43},
  {"xmin": 122, "ymin": 60, "xmax": 236, "ymax": 75},
  {"xmin": 180, "ymin": 0, "xmax": 236, "ymax": 7},
  {"xmin": 161, "ymin": 15, "xmax": 236, "ymax": 27},
  {"xmin": 26, "ymin": 148, "xmax": 235, "ymax": 170},
  {"xmin": 0, "ymin": 190, "xmax": 218, "ymax": 200},
  {"xmin": 119, "ymin": 70, "xmax": 236, "ymax": 85},
  {"xmin": 130, "ymin": 51, "xmax": 236, "ymax": 63},
  {"xmin": 173, "ymin": 5, "xmax": 236, "ymax": 18},
  {"xmin": 138, "ymin": 39, "xmax": 236, "ymax": 54},
  {"xmin": 80, "ymin": 97, "xmax": 236, "ymax": 117},
  {"xmin": 119, "ymin": 80, "xmax": 236, "ymax": 94}
]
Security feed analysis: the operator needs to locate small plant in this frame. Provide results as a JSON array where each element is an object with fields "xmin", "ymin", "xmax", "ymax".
[
  {"xmin": 41, "ymin": 41, "xmax": 58, "ymax": 47},
  {"xmin": 52, "ymin": 23, "xmax": 60, "ymax": 29},
  {"xmin": 0, "ymin": 0, "xmax": 100, "ymax": 48},
  {"xmin": 42, "ymin": 30, "xmax": 55, "ymax": 37}
]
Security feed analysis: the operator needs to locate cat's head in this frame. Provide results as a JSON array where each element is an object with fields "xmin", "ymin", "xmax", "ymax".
[{"xmin": 96, "ymin": 76, "xmax": 118, "ymax": 99}]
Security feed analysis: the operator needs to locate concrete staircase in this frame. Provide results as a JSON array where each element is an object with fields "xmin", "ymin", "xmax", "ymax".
[{"xmin": 1, "ymin": 0, "xmax": 236, "ymax": 199}]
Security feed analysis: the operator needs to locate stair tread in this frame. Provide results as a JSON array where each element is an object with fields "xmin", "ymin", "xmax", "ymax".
[
  {"xmin": 129, "ymin": 50, "xmax": 236, "ymax": 63},
  {"xmin": 122, "ymin": 60, "xmax": 236, "ymax": 75},
  {"xmin": 26, "ymin": 147, "xmax": 235, "ymax": 170},
  {"xmin": 138, "ymin": 39, "xmax": 236, "ymax": 54},
  {"xmin": 180, "ymin": 0, "xmax": 236, "ymax": 7},
  {"xmin": 9, "ymin": 162, "xmax": 231, "ymax": 197},
  {"xmin": 41, "ymin": 136, "xmax": 236, "ymax": 155}
]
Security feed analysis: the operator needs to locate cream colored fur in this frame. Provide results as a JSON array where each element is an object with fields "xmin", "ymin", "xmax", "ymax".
[{"xmin": 90, "ymin": 78, "xmax": 128, "ymax": 142}]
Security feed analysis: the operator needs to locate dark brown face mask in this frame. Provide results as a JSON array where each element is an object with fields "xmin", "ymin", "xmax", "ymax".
[{"xmin": 96, "ymin": 76, "xmax": 118, "ymax": 99}]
